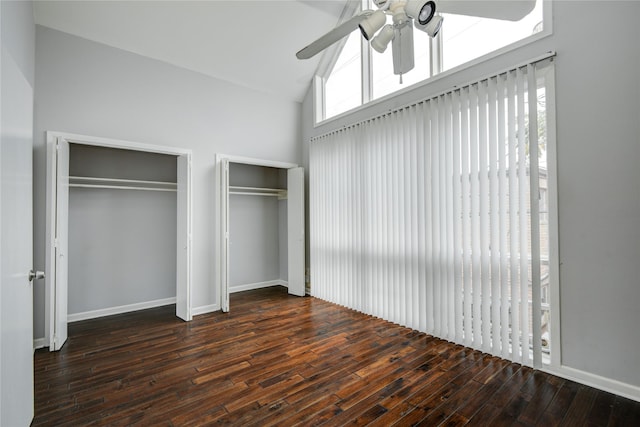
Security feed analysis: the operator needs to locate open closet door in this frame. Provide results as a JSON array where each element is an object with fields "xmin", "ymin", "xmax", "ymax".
[
  {"xmin": 287, "ymin": 167, "xmax": 305, "ymax": 296},
  {"xmin": 176, "ymin": 154, "xmax": 191, "ymax": 321},
  {"xmin": 51, "ymin": 137, "xmax": 69, "ymax": 350},
  {"xmin": 220, "ymin": 158, "xmax": 230, "ymax": 312}
]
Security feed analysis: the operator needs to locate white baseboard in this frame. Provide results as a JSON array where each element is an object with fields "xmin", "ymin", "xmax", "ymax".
[
  {"xmin": 67, "ymin": 297, "xmax": 176, "ymax": 323},
  {"xmin": 192, "ymin": 303, "xmax": 220, "ymax": 316},
  {"xmin": 229, "ymin": 280, "xmax": 288, "ymax": 294},
  {"xmin": 33, "ymin": 337, "xmax": 47, "ymax": 351},
  {"xmin": 543, "ymin": 365, "xmax": 640, "ymax": 403}
]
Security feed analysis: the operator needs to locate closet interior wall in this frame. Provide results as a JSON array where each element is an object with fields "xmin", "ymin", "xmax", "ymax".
[
  {"xmin": 68, "ymin": 144, "xmax": 177, "ymax": 317},
  {"xmin": 228, "ymin": 163, "xmax": 288, "ymax": 291}
]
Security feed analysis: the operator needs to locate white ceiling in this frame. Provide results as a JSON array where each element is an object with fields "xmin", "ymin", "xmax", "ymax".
[{"xmin": 33, "ymin": 0, "xmax": 351, "ymax": 103}]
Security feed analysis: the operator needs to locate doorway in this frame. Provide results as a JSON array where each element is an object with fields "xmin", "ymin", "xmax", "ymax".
[
  {"xmin": 45, "ymin": 132, "xmax": 192, "ymax": 351},
  {"xmin": 215, "ymin": 154, "xmax": 305, "ymax": 312}
]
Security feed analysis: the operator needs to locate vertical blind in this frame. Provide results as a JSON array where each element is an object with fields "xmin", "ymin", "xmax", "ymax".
[{"xmin": 310, "ymin": 59, "xmax": 554, "ymax": 367}]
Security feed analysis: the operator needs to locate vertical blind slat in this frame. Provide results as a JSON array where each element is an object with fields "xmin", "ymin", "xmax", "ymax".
[
  {"xmin": 517, "ymin": 68, "xmax": 531, "ymax": 367},
  {"xmin": 478, "ymin": 80, "xmax": 491, "ymax": 353},
  {"xmin": 528, "ymin": 64, "xmax": 542, "ymax": 368},
  {"xmin": 460, "ymin": 88, "xmax": 473, "ymax": 348},
  {"xmin": 374, "ymin": 121, "xmax": 381, "ymax": 315},
  {"xmin": 401, "ymin": 109, "xmax": 410, "ymax": 327},
  {"xmin": 497, "ymin": 73, "xmax": 510, "ymax": 360},
  {"xmin": 507, "ymin": 70, "xmax": 521, "ymax": 364},
  {"xmin": 386, "ymin": 116, "xmax": 392, "ymax": 318},
  {"xmin": 488, "ymin": 76, "xmax": 501, "ymax": 356},
  {"xmin": 432, "ymin": 99, "xmax": 441, "ymax": 337},
  {"xmin": 425, "ymin": 101, "xmax": 434, "ymax": 334},
  {"xmin": 410, "ymin": 107, "xmax": 420, "ymax": 330},
  {"xmin": 445, "ymin": 93, "xmax": 455, "ymax": 342},
  {"xmin": 452, "ymin": 90, "xmax": 463, "ymax": 345},
  {"xmin": 469, "ymin": 84, "xmax": 482, "ymax": 350},
  {"xmin": 439, "ymin": 95, "xmax": 449, "ymax": 339},
  {"xmin": 416, "ymin": 103, "xmax": 428, "ymax": 332},
  {"xmin": 393, "ymin": 112, "xmax": 402, "ymax": 325}
]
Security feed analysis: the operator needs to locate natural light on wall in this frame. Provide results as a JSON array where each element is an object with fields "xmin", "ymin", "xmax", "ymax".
[
  {"xmin": 322, "ymin": 0, "xmax": 544, "ymax": 121},
  {"xmin": 325, "ymin": 31, "xmax": 362, "ymax": 120}
]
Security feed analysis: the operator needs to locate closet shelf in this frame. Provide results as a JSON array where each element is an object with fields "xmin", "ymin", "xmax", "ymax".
[
  {"xmin": 69, "ymin": 176, "xmax": 177, "ymax": 192},
  {"xmin": 229, "ymin": 186, "xmax": 287, "ymax": 199}
]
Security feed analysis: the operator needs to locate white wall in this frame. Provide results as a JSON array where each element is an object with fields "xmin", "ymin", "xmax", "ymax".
[
  {"xmin": 68, "ymin": 189, "xmax": 177, "ymax": 314},
  {"xmin": 66, "ymin": 145, "xmax": 177, "ymax": 316},
  {"xmin": 550, "ymin": 1, "xmax": 640, "ymax": 393},
  {"xmin": 229, "ymin": 195, "xmax": 281, "ymax": 287},
  {"xmin": 1, "ymin": 0, "xmax": 35, "ymax": 88},
  {"xmin": 69, "ymin": 143, "xmax": 178, "ymax": 182},
  {"xmin": 227, "ymin": 164, "xmax": 289, "ymax": 290},
  {"xmin": 302, "ymin": 1, "xmax": 640, "ymax": 397},
  {"xmin": 33, "ymin": 26, "xmax": 302, "ymax": 337}
]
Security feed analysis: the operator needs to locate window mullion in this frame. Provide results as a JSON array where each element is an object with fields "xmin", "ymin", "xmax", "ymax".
[
  {"xmin": 362, "ymin": 37, "xmax": 372, "ymax": 104},
  {"xmin": 361, "ymin": 0, "xmax": 372, "ymax": 104}
]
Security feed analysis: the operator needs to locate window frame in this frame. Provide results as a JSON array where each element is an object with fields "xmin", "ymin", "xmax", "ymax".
[{"xmin": 314, "ymin": 0, "xmax": 553, "ymax": 126}]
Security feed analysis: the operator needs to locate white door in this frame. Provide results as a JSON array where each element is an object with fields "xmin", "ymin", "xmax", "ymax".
[
  {"xmin": 0, "ymin": 45, "xmax": 35, "ymax": 426},
  {"xmin": 220, "ymin": 158, "xmax": 230, "ymax": 312},
  {"xmin": 287, "ymin": 167, "xmax": 305, "ymax": 296},
  {"xmin": 176, "ymin": 154, "xmax": 192, "ymax": 321},
  {"xmin": 51, "ymin": 138, "xmax": 69, "ymax": 351}
]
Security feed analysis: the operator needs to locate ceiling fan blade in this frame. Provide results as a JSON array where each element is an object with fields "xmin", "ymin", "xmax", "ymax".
[
  {"xmin": 436, "ymin": 0, "xmax": 536, "ymax": 21},
  {"xmin": 296, "ymin": 10, "xmax": 374, "ymax": 60}
]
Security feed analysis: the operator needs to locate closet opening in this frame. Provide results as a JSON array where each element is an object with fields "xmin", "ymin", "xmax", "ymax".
[
  {"xmin": 216, "ymin": 155, "xmax": 305, "ymax": 312},
  {"xmin": 45, "ymin": 132, "xmax": 192, "ymax": 351}
]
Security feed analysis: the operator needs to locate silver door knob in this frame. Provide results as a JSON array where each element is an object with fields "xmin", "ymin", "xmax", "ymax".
[{"xmin": 29, "ymin": 270, "xmax": 45, "ymax": 282}]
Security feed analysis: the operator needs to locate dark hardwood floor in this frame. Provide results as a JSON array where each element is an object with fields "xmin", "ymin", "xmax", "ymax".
[{"xmin": 33, "ymin": 287, "xmax": 640, "ymax": 426}]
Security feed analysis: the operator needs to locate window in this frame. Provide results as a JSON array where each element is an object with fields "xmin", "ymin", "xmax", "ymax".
[
  {"xmin": 319, "ymin": 0, "xmax": 546, "ymax": 122},
  {"xmin": 311, "ymin": 57, "xmax": 557, "ymax": 368},
  {"xmin": 441, "ymin": 1, "xmax": 543, "ymax": 71},
  {"xmin": 325, "ymin": 31, "xmax": 362, "ymax": 120}
]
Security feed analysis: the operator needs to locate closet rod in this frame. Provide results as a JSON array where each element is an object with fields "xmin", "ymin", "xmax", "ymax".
[
  {"xmin": 69, "ymin": 176, "xmax": 177, "ymax": 187},
  {"xmin": 229, "ymin": 191, "xmax": 281, "ymax": 197},
  {"xmin": 69, "ymin": 184, "xmax": 177, "ymax": 192},
  {"xmin": 228, "ymin": 186, "xmax": 285, "ymax": 193}
]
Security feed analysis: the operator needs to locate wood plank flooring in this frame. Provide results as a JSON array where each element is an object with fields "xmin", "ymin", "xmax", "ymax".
[{"xmin": 33, "ymin": 287, "xmax": 640, "ymax": 426}]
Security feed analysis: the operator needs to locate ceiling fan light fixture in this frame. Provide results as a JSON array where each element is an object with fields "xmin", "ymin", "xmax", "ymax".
[
  {"xmin": 371, "ymin": 24, "xmax": 395, "ymax": 53},
  {"xmin": 359, "ymin": 9, "xmax": 387, "ymax": 40},
  {"xmin": 405, "ymin": 0, "xmax": 436, "ymax": 25},
  {"xmin": 415, "ymin": 14, "xmax": 443, "ymax": 37}
]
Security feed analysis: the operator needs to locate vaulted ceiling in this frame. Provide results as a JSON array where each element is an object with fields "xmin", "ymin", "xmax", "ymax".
[{"xmin": 33, "ymin": 1, "xmax": 351, "ymax": 103}]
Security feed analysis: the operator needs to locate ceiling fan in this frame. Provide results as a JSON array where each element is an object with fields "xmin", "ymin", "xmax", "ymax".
[{"xmin": 296, "ymin": 0, "xmax": 536, "ymax": 78}]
